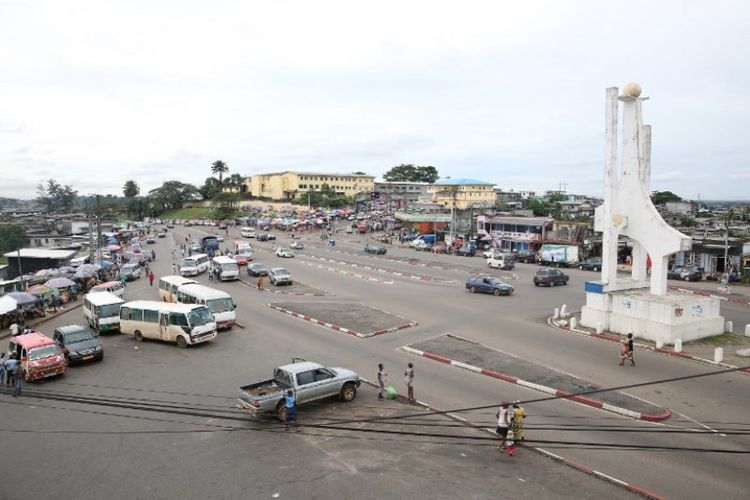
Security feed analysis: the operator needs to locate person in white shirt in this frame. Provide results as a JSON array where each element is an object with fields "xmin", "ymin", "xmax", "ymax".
[
  {"xmin": 495, "ymin": 401, "xmax": 511, "ymax": 451},
  {"xmin": 9, "ymin": 323, "xmax": 19, "ymax": 336}
]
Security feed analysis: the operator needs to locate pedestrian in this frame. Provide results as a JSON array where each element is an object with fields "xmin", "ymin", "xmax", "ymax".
[
  {"xmin": 120, "ymin": 274, "xmax": 127, "ymax": 286},
  {"xmin": 209, "ymin": 267, "xmax": 215, "ymax": 282},
  {"xmin": 13, "ymin": 362, "xmax": 24, "ymax": 397},
  {"xmin": 9, "ymin": 322, "xmax": 19, "ymax": 336},
  {"xmin": 511, "ymin": 400, "xmax": 526, "ymax": 441},
  {"xmin": 284, "ymin": 389, "xmax": 299, "ymax": 431},
  {"xmin": 5, "ymin": 354, "xmax": 18, "ymax": 388},
  {"xmin": 256, "ymin": 273, "xmax": 264, "ymax": 290},
  {"xmin": 151, "ymin": 249, "xmax": 156, "ymax": 261},
  {"xmin": 495, "ymin": 401, "xmax": 511, "ymax": 451},
  {"xmin": 0, "ymin": 353, "xmax": 5, "ymax": 385},
  {"xmin": 404, "ymin": 362, "xmax": 415, "ymax": 401},
  {"xmin": 180, "ymin": 248, "xmax": 185, "ymax": 258},
  {"xmin": 149, "ymin": 271, "xmax": 155, "ymax": 286},
  {"xmin": 619, "ymin": 332, "xmax": 635, "ymax": 366},
  {"xmin": 377, "ymin": 363, "xmax": 387, "ymax": 400},
  {"xmin": 172, "ymin": 263, "xmax": 177, "ymax": 274}
]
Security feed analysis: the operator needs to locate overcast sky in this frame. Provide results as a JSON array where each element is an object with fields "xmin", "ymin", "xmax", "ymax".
[{"xmin": 1, "ymin": 0, "xmax": 748, "ymax": 200}]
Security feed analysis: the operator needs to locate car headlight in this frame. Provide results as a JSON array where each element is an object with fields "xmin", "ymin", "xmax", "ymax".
[{"xmin": 95, "ymin": 345, "xmax": 103, "ymax": 352}]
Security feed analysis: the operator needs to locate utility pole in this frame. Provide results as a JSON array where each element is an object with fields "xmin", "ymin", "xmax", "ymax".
[
  {"xmin": 96, "ymin": 194, "xmax": 102, "ymax": 262},
  {"xmin": 87, "ymin": 199, "xmax": 94, "ymax": 262}
]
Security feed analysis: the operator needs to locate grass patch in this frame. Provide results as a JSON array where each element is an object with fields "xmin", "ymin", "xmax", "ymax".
[
  {"xmin": 689, "ymin": 333, "xmax": 748, "ymax": 347},
  {"xmin": 160, "ymin": 207, "xmax": 215, "ymax": 219}
]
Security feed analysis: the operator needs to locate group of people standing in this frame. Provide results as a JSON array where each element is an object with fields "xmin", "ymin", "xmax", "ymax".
[
  {"xmin": 0, "ymin": 353, "xmax": 24, "ymax": 396},
  {"xmin": 376, "ymin": 362, "xmax": 416, "ymax": 402},
  {"xmin": 496, "ymin": 401, "xmax": 526, "ymax": 456}
]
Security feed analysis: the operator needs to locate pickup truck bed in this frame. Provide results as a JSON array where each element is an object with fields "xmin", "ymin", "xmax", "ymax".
[{"xmin": 240, "ymin": 380, "xmax": 286, "ymax": 398}]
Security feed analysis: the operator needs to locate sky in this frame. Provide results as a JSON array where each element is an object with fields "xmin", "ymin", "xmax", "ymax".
[{"xmin": 1, "ymin": 0, "xmax": 748, "ymax": 200}]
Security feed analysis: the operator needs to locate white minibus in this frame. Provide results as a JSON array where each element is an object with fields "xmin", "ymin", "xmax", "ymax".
[
  {"xmin": 176, "ymin": 284, "xmax": 236, "ymax": 329},
  {"xmin": 158, "ymin": 275, "xmax": 198, "ymax": 303},
  {"xmin": 119, "ymin": 300, "xmax": 217, "ymax": 348},
  {"xmin": 233, "ymin": 241, "xmax": 253, "ymax": 260},
  {"xmin": 180, "ymin": 253, "xmax": 210, "ymax": 276},
  {"xmin": 212, "ymin": 256, "xmax": 239, "ymax": 281},
  {"xmin": 90, "ymin": 280, "xmax": 126, "ymax": 298},
  {"xmin": 83, "ymin": 291, "xmax": 125, "ymax": 333}
]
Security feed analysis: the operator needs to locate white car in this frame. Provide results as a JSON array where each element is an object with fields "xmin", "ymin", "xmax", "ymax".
[
  {"xmin": 240, "ymin": 227, "xmax": 256, "ymax": 238},
  {"xmin": 290, "ymin": 241, "xmax": 304, "ymax": 250},
  {"xmin": 275, "ymin": 247, "xmax": 295, "ymax": 258},
  {"xmin": 269, "ymin": 267, "xmax": 292, "ymax": 285},
  {"xmin": 216, "ymin": 236, "xmax": 224, "ymax": 242}
]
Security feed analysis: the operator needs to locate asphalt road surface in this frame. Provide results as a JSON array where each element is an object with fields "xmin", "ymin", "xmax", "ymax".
[{"xmin": 1, "ymin": 223, "xmax": 748, "ymax": 500}]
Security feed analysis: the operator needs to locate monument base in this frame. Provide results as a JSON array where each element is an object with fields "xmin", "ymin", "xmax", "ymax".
[{"xmin": 580, "ymin": 287, "xmax": 724, "ymax": 345}]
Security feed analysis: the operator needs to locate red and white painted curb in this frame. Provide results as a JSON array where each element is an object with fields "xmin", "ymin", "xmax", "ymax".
[
  {"xmin": 668, "ymin": 285, "xmax": 750, "ymax": 307},
  {"xmin": 549, "ymin": 317, "xmax": 750, "ymax": 376},
  {"xmin": 359, "ymin": 378, "xmax": 664, "ymax": 500},
  {"xmin": 239, "ymin": 278, "xmax": 329, "ymax": 296},
  {"xmin": 296, "ymin": 259, "xmax": 394, "ymax": 284},
  {"xmin": 267, "ymin": 304, "xmax": 417, "ymax": 338},
  {"xmin": 399, "ymin": 345, "xmax": 671, "ymax": 421}
]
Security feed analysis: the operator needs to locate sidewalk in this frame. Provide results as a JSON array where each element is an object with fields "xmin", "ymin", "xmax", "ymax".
[{"xmin": 0, "ymin": 300, "xmax": 83, "ymax": 341}]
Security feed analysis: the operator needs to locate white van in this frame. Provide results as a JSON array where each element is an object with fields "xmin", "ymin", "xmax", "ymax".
[
  {"xmin": 90, "ymin": 280, "xmax": 126, "ymax": 298},
  {"xmin": 212, "ymin": 256, "xmax": 239, "ymax": 281},
  {"xmin": 176, "ymin": 284, "xmax": 236, "ymax": 329},
  {"xmin": 240, "ymin": 227, "xmax": 256, "ymax": 238},
  {"xmin": 180, "ymin": 253, "xmax": 210, "ymax": 276},
  {"xmin": 158, "ymin": 275, "xmax": 198, "ymax": 303},
  {"xmin": 119, "ymin": 300, "xmax": 217, "ymax": 348},
  {"xmin": 233, "ymin": 241, "xmax": 253, "ymax": 260},
  {"xmin": 83, "ymin": 291, "xmax": 125, "ymax": 333}
]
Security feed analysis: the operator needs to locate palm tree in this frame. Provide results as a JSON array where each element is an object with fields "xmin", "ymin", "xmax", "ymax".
[
  {"xmin": 211, "ymin": 160, "xmax": 229, "ymax": 184},
  {"xmin": 122, "ymin": 180, "xmax": 140, "ymax": 198}
]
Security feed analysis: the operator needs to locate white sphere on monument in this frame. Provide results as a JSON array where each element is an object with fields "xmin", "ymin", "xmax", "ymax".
[{"xmin": 623, "ymin": 82, "xmax": 642, "ymax": 97}]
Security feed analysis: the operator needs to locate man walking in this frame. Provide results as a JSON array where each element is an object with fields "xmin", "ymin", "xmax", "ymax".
[
  {"xmin": 172, "ymin": 263, "xmax": 177, "ymax": 275},
  {"xmin": 496, "ymin": 401, "xmax": 511, "ymax": 452},
  {"xmin": 377, "ymin": 363, "xmax": 387, "ymax": 400},
  {"xmin": 5, "ymin": 354, "xmax": 19, "ymax": 388},
  {"xmin": 256, "ymin": 273, "xmax": 264, "ymax": 291},
  {"xmin": 284, "ymin": 389, "xmax": 298, "ymax": 431},
  {"xmin": 404, "ymin": 362, "xmax": 415, "ymax": 402},
  {"xmin": 619, "ymin": 332, "xmax": 635, "ymax": 366},
  {"xmin": 148, "ymin": 271, "xmax": 155, "ymax": 287},
  {"xmin": 13, "ymin": 362, "xmax": 24, "ymax": 397},
  {"xmin": 208, "ymin": 267, "xmax": 214, "ymax": 283}
]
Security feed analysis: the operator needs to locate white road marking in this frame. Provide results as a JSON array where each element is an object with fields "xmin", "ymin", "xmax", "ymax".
[{"xmin": 674, "ymin": 410, "xmax": 727, "ymax": 437}]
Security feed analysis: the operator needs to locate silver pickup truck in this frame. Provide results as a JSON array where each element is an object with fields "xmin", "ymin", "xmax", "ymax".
[{"xmin": 237, "ymin": 360, "xmax": 361, "ymax": 420}]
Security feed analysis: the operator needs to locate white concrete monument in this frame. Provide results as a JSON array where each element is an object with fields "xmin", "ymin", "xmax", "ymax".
[{"xmin": 580, "ymin": 83, "xmax": 724, "ymax": 344}]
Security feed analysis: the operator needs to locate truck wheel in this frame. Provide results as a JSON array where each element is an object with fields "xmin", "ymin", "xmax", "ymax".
[
  {"xmin": 176, "ymin": 336, "xmax": 188, "ymax": 349},
  {"xmin": 276, "ymin": 401, "xmax": 288, "ymax": 421},
  {"xmin": 134, "ymin": 330, "xmax": 144, "ymax": 342},
  {"xmin": 340, "ymin": 383, "xmax": 357, "ymax": 402}
]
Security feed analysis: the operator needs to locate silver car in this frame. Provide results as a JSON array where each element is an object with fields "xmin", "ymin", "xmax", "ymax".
[{"xmin": 269, "ymin": 267, "xmax": 292, "ymax": 286}]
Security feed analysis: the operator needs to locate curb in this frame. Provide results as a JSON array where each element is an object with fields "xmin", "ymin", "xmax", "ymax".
[
  {"xmin": 267, "ymin": 304, "xmax": 417, "ymax": 339},
  {"xmin": 668, "ymin": 285, "xmax": 750, "ymax": 307},
  {"xmin": 359, "ymin": 378, "xmax": 663, "ymax": 500},
  {"xmin": 549, "ymin": 317, "xmax": 750, "ymax": 376},
  {"xmin": 0, "ymin": 302, "xmax": 84, "ymax": 341},
  {"xmin": 238, "ymin": 278, "xmax": 329, "ymax": 297},
  {"xmin": 399, "ymin": 345, "xmax": 671, "ymax": 421}
]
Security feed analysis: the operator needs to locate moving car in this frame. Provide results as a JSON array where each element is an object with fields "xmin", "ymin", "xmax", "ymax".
[
  {"xmin": 120, "ymin": 263, "xmax": 141, "ymax": 281},
  {"xmin": 237, "ymin": 360, "xmax": 361, "ymax": 421},
  {"xmin": 579, "ymin": 257, "xmax": 602, "ymax": 271},
  {"xmin": 269, "ymin": 267, "xmax": 292, "ymax": 286},
  {"xmin": 275, "ymin": 247, "xmax": 295, "ymax": 258},
  {"xmin": 233, "ymin": 255, "xmax": 249, "ymax": 266},
  {"xmin": 486, "ymin": 253, "xmax": 515, "ymax": 270},
  {"xmin": 465, "ymin": 276, "xmax": 515, "ymax": 296},
  {"xmin": 240, "ymin": 227, "xmax": 256, "ymax": 238},
  {"xmin": 247, "ymin": 263, "xmax": 269, "ymax": 277},
  {"xmin": 456, "ymin": 244, "xmax": 477, "ymax": 257},
  {"xmin": 533, "ymin": 268, "xmax": 569, "ymax": 287},
  {"xmin": 256, "ymin": 232, "xmax": 270, "ymax": 241},
  {"xmin": 364, "ymin": 243, "xmax": 387, "ymax": 255},
  {"xmin": 290, "ymin": 241, "xmax": 304, "ymax": 250},
  {"xmin": 53, "ymin": 325, "xmax": 103, "ymax": 364},
  {"xmin": 667, "ymin": 266, "xmax": 702, "ymax": 281},
  {"xmin": 413, "ymin": 241, "xmax": 433, "ymax": 252},
  {"xmin": 146, "ymin": 236, "xmax": 156, "ymax": 244},
  {"xmin": 157, "ymin": 231, "xmax": 166, "ymax": 238}
]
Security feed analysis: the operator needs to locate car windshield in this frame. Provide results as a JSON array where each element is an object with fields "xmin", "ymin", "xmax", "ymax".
[
  {"xmin": 274, "ymin": 269, "xmax": 289, "ymax": 276},
  {"xmin": 64, "ymin": 329, "xmax": 94, "ymax": 343},
  {"xmin": 221, "ymin": 262, "xmax": 238, "ymax": 271},
  {"xmin": 238, "ymin": 248, "xmax": 252, "ymax": 256},
  {"xmin": 207, "ymin": 298, "xmax": 234, "ymax": 313},
  {"xmin": 182, "ymin": 259, "xmax": 197, "ymax": 267},
  {"xmin": 29, "ymin": 344, "xmax": 61, "ymax": 360},
  {"xmin": 98, "ymin": 303, "xmax": 121, "ymax": 318},
  {"xmin": 187, "ymin": 308, "xmax": 214, "ymax": 327}
]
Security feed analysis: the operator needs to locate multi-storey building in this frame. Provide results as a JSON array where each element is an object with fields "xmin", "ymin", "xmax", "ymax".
[
  {"xmin": 373, "ymin": 181, "xmax": 430, "ymax": 209},
  {"xmin": 244, "ymin": 172, "xmax": 375, "ymax": 201},
  {"xmin": 427, "ymin": 179, "xmax": 496, "ymax": 209}
]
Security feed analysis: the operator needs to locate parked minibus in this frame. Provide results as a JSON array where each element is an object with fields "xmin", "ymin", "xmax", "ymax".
[
  {"xmin": 158, "ymin": 275, "xmax": 198, "ymax": 303},
  {"xmin": 119, "ymin": 301, "xmax": 217, "ymax": 348},
  {"xmin": 83, "ymin": 291, "xmax": 125, "ymax": 333},
  {"xmin": 212, "ymin": 256, "xmax": 239, "ymax": 281},
  {"xmin": 176, "ymin": 284, "xmax": 236, "ymax": 329},
  {"xmin": 180, "ymin": 253, "xmax": 210, "ymax": 276},
  {"xmin": 90, "ymin": 280, "xmax": 126, "ymax": 298},
  {"xmin": 7, "ymin": 332, "xmax": 67, "ymax": 381}
]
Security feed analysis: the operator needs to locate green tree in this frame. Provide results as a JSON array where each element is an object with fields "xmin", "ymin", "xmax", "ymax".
[
  {"xmin": 211, "ymin": 160, "xmax": 229, "ymax": 183},
  {"xmin": 529, "ymin": 199, "xmax": 550, "ymax": 216},
  {"xmin": 37, "ymin": 179, "xmax": 78, "ymax": 213},
  {"xmin": 148, "ymin": 181, "xmax": 200, "ymax": 212},
  {"xmin": 651, "ymin": 191, "xmax": 682, "ymax": 205},
  {"xmin": 0, "ymin": 224, "xmax": 28, "ymax": 254},
  {"xmin": 415, "ymin": 166, "xmax": 439, "ymax": 183},
  {"xmin": 122, "ymin": 180, "xmax": 140, "ymax": 198},
  {"xmin": 211, "ymin": 191, "xmax": 241, "ymax": 220},
  {"xmin": 226, "ymin": 173, "xmax": 243, "ymax": 187},
  {"xmin": 384, "ymin": 164, "xmax": 439, "ymax": 183},
  {"xmin": 293, "ymin": 184, "xmax": 351, "ymax": 208},
  {"xmin": 200, "ymin": 177, "xmax": 223, "ymax": 199}
]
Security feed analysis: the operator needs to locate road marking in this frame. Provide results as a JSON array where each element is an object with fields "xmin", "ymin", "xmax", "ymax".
[{"xmin": 673, "ymin": 410, "xmax": 727, "ymax": 437}]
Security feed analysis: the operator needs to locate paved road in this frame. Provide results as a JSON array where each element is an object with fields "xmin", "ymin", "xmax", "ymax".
[{"xmin": 2, "ymin": 224, "xmax": 748, "ymax": 499}]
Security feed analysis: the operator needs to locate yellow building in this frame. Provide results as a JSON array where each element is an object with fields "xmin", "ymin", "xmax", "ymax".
[
  {"xmin": 427, "ymin": 178, "xmax": 496, "ymax": 209},
  {"xmin": 244, "ymin": 171, "xmax": 374, "ymax": 201}
]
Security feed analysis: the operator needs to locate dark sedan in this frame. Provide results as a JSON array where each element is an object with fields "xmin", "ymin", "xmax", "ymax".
[
  {"xmin": 667, "ymin": 266, "xmax": 702, "ymax": 281},
  {"xmin": 465, "ymin": 276, "xmax": 514, "ymax": 296},
  {"xmin": 579, "ymin": 257, "xmax": 602, "ymax": 271},
  {"xmin": 533, "ymin": 268, "xmax": 569, "ymax": 287},
  {"xmin": 247, "ymin": 263, "xmax": 269, "ymax": 276},
  {"xmin": 364, "ymin": 244, "xmax": 387, "ymax": 255},
  {"xmin": 53, "ymin": 325, "xmax": 103, "ymax": 364},
  {"xmin": 456, "ymin": 245, "xmax": 477, "ymax": 257}
]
